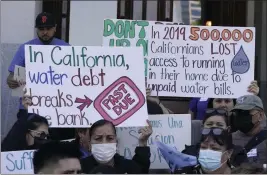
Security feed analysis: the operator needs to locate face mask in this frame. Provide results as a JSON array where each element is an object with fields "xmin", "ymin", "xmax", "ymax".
[
  {"xmin": 91, "ymin": 143, "xmax": 117, "ymax": 163},
  {"xmin": 28, "ymin": 137, "xmax": 49, "ymax": 149},
  {"xmin": 198, "ymin": 149, "xmax": 225, "ymax": 172},
  {"xmin": 233, "ymin": 113, "xmax": 254, "ymax": 133}
]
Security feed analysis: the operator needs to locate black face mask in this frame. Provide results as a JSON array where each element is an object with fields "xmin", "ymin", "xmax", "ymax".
[
  {"xmin": 28, "ymin": 137, "xmax": 50, "ymax": 149},
  {"xmin": 233, "ymin": 112, "xmax": 255, "ymax": 133}
]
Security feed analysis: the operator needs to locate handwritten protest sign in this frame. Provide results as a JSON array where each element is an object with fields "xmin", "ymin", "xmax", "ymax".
[
  {"xmin": 1, "ymin": 150, "xmax": 34, "ymax": 174},
  {"xmin": 12, "ymin": 65, "xmax": 26, "ymax": 97},
  {"xmin": 25, "ymin": 45, "xmax": 147, "ymax": 127},
  {"xmin": 116, "ymin": 114, "xmax": 191, "ymax": 169},
  {"xmin": 102, "ymin": 19, "xmax": 255, "ymax": 98}
]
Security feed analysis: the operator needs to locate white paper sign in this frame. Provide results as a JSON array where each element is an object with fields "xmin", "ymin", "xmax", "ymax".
[
  {"xmin": 25, "ymin": 45, "xmax": 148, "ymax": 127},
  {"xmin": 102, "ymin": 19, "xmax": 255, "ymax": 98},
  {"xmin": 1, "ymin": 150, "xmax": 35, "ymax": 174},
  {"xmin": 116, "ymin": 114, "xmax": 191, "ymax": 169},
  {"xmin": 12, "ymin": 65, "xmax": 26, "ymax": 97}
]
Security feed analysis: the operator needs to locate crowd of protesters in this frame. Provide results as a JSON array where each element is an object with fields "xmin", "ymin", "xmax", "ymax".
[{"xmin": 1, "ymin": 12, "xmax": 266, "ymax": 174}]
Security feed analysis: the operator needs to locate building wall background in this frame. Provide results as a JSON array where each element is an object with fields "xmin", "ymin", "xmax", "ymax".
[{"xmin": 1, "ymin": 1, "xmax": 42, "ymax": 139}]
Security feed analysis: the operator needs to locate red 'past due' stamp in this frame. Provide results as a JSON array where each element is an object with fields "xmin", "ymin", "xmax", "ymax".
[{"xmin": 94, "ymin": 76, "xmax": 145, "ymax": 126}]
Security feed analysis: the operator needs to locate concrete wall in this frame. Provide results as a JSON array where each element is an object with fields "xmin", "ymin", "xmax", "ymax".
[
  {"xmin": 69, "ymin": 1, "xmax": 117, "ymax": 46},
  {"xmin": 1, "ymin": 1, "xmax": 42, "ymax": 139}
]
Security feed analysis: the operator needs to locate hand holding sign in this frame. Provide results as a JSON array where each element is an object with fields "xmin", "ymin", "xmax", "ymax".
[
  {"xmin": 247, "ymin": 80, "xmax": 259, "ymax": 95},
  {"xmin": 138, "ymin": 119, "xmax": 153, "ymax": 146},
  {"xmin": 22, "ymin": 88, "xmax": 32, "ymax": 110},
  {"xmin": 154, "ymin": 141, "xmax": 197, "ymax": 172}
]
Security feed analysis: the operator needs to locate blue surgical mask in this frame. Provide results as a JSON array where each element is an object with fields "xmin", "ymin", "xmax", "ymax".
[{"xmin": 198, "ymin": 149, "xmax": 225, "ymax": 172}]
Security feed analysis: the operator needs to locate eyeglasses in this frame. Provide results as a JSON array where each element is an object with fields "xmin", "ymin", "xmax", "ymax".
[
  {"xmin": 201, "ymin": 127, "xmax": 229, "ymax": 146},
  {"xmin": 29, "ymin": 130, "xmax": 49, "ymax": 139},
  {"xmin": 202, "ymin": 127, "xmax": 224, "ymax": 136}
]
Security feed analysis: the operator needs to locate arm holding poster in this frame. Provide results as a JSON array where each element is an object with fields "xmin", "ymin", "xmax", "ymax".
[
  {"xmin": 146, "ymin": 88, "xmax": 173, "ymax": 114},
  {"xmin": 1, "ymin": 90, "xmax": 32, "ymax": 151},
  {"xmin": 132, "ymin": 120, "xmax": 153, "ymax": 173}
]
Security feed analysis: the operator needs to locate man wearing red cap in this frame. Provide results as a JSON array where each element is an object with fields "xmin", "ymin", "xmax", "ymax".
[
  {"xmin": 7, "ymin": 12, "xmax": 69, "ymax": 109},
  {"xmin": 6, "ymin": 12, "xmax": 73, "ymax": 141}
]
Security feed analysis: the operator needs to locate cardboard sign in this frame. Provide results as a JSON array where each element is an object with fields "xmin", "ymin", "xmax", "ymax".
[
  {"xmin": 116, "ymin": 114, "xmax": 191, "ymax": 169},
  {"xmin": 25, "ymin": 45, "xmax": 148, "ymax": 127},
  {"xmin": 102, "ymin": 19, "xmax": 255, "ymax": 98},
  {"xmin": 1, "ymin": 150, "xmax": 35, "ymax": 174},
  {"xmin": 12, "ymin": 65, "xmax": 26, "ymax": 97}
]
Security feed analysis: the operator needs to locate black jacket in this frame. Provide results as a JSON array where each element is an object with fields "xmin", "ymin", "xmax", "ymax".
[
  {"xmin": 1, "ymin": 110, "xmax": 29, "ymax": 151},
  {"xmin": 81, "ymin": 147, "xmax": 150, "ymax": 174}
]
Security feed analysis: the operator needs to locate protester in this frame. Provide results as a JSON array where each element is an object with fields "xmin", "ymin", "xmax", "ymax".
[
  {"xmin": 146, "ymin": 88, "xmax": 173, "ymax": 114},
  {"xmin": 181, "ymin": 109, "xmax": 247, "ymax": 170},
  {"xmin": 196, "ymin": 127, "xmax": 234, "ymax": 174},
  {"xmin": 231, "ymin": 95, "xmax": 267, "ymax": 164},
  {"xmin": 81, "ymin": 119, "xmax": 152, "ymax": 174},
  {"xmin": 231, "ymin": 162, "xmax": 267, "ymax": 174},
  {"xmin": 1, "ymin": 90, "xmax": 50, "ymax": 151},
  {"xmin": 189, "ymin": 81, "xmax": 259, "ymax": 120},
  {"xmin": 178, "ymin": 126, "xmax": 234, "ymax": 174},
  {"xmin": 6, "ymin": 12, "xmax": 74, "ymax": 141},
  {"xmin": 33, "ymin": 141, "xmax": 82, "ymax": 174}
]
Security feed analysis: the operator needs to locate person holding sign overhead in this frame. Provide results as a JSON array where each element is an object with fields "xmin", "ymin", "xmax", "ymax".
[
  {"xmin": 189, "ymin": 80, "xmax": 259, "ymax": 120},
  {"xmin": 146, "ymin": 88, "xmax": 173, "ymax": 114},
  {"xmin": 2, "ymin": 89, "xmax": 50, "ymax": 151},
  {"xmin": 81, "ymin": 119, "xmax": 153, "ymax": 174}
]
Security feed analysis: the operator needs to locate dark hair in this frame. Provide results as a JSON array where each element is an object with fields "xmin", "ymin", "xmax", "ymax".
[
  {"xmin": 207, "ymin": 98, "xmax": 237, "ymax": 109},
  {"xmin": 90, "ymin": 164, "xmax": 118, "ymax": 174},
  {"xmin": 89, "ymin": 119, "xmax": 116, "ymax": 139},
  {"xmin": 27, "ymin": 114, "xmax": 49, "ymax": 131},
  {"xmin": 202, "ymin": 109, "xmax": 229, "ymax": 126},
  {"xmin": 33, "ymin": 141, "xmax": 81, "ymax": 173},
  {"xmin": 75, "ymin": 128, "xmax": 89, "ymax": 145},
  {"xmin": 200, "ymin": 128, "xmax": 233, "ymax": 150}
]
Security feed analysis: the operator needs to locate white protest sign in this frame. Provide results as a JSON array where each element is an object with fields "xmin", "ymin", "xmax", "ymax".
[
  {"xmin": 102, "ymin": 19, "xmax": 255, "ymax": 98},
  {"xmin": 116, "ymin": 114, "xmax": 191, "ymax": 169},
  {"xmin": 25, "ymin": 45, "xmax": 148, "ymax": 127},
  {"xmin": 1, "ymin": 150, "xmax": 34, "ymax": 174},
  {"xmin": 12, "ymin": 65, "xmax": 26, "ymax": 97}
]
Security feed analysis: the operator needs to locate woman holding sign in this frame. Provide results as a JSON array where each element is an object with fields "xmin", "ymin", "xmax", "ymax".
[
  {"xmin": 1, "ymin": 89, "xmax": 50, "ymax": 151},
  {"xmin": 80, "ymin": 119, "xmax": 153, "ymax": 174},
  {"xmin": 189, "ymin": 80, "xmax": 259, "ymax": 120}
]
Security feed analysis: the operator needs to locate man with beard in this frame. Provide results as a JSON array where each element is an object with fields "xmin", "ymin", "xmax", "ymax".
[
  {"xmin": 7, "ymin": 12, "xmax": 69, "ymax": 94},
  {"xmin": 6, "ymin": 12, "xmax": 73, "ymax": 141},
  {"xmin": 231, "ymin": 95, "xmax": 267, "ymax": 164}
]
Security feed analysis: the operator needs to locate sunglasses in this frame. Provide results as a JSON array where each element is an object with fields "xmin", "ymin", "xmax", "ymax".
[
  {"xmin": 202, "ymin": 127, "xmax": 224, "ymax": 136},
  {"xmin": 201, "ymin": 127, "xmax": 228, "ymax": 146},
  {"xmin": 29, "ymin": 130, "xmax": 50, "ymax": 139},
  {"xmin": 206, "ymin": 108, "xmax": 228, "ymax": 115}
]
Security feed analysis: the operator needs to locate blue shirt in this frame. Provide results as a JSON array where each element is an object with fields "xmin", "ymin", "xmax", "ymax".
[
  {"xmin": 80, "ymin": 147, "xmax": 91, "ymax": 159},
  {"xmin": 189, "ymin": 98, "xmax": 210, "ymax": 120},
  {"xmin": 8, "ymin": 38, "xmax": 70, "ymax": 109}
]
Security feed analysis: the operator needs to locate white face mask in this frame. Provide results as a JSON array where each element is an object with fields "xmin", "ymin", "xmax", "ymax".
[
  {"xmin": 91, "ymin": 143, "xmax": 117, "ymax": 163},
  {"xmin": 198, "ymin": 149, "xmax": 227, "ymax": 172}
]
